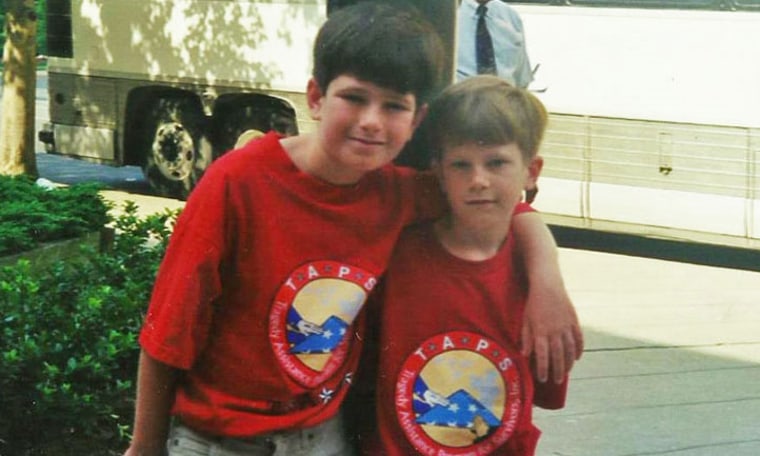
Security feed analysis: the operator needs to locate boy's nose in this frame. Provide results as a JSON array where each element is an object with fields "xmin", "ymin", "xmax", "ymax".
[
  {"xmin": 359, "ymin": 105, "xmax": 382, "ymax": 131},
  {"xmin": 471, "ymin": 167, "xmax": 490, "ymax": 189}
]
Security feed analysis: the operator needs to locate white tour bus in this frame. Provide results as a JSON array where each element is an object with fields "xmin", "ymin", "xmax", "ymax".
[
  {"xmin": 511, "ymin": 0, "xmax": 760, "ymax": 251},
  {"xmin": 40, "ymin": 0, "xmax": 760, "ymax": 249},
  {"xmin": 40, "ymin": 0, "xmax": 455, "ymax": 196}
]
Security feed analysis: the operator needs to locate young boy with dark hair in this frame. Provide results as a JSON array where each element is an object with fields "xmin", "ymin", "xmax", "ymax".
[
  {"xmin": 123, "ymin": 4, "xmax": 580, "ymax": 455},
  {"xmin": 362, "ymin": 76, "xmax": 570, "ymax": 455}
]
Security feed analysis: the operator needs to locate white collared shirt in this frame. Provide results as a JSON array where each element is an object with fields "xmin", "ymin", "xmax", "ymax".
[{"xmin": 456, "ymin": 0, "xmax": 534, "ymax": 88}]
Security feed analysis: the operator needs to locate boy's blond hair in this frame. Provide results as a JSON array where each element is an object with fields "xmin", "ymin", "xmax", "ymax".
[{"xmin": 424, "ymin": 75, "xmax": 548, "ymax": 162}]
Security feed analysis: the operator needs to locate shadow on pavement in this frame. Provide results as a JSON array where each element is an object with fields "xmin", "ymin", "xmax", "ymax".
[{"xmin": 534, "ymin": 328, "xmax": 760, "ymax": 456}]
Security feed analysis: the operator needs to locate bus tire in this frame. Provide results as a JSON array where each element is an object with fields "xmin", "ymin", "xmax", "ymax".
[
  {"xmin": 142, "ymin": 96, "xmax": 211, "ymax": 200},
  {"xmin": 212, "ymin": 102, "xmax": 297, "ymax": 157}
]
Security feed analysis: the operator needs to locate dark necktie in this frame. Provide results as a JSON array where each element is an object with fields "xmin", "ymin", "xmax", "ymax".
[{"xmin": 476, "ymin": 4, "xmax": 496, "ymax": 75}]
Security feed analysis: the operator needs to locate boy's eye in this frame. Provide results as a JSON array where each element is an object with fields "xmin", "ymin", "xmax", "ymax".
[
  {"xmin": 384, "ymin": 101, "xmax": 411, "ymax": 112},
  {"xmin": 487, "ymin": 158, "xmax": 509, "ymax": 169},
  {"xmin": 450, "ymin": 161, "xmax": 470, "ymax": 170},
  {"xmin": 341, "ymin": 93, "xmax": 366, "ymax": 104}
]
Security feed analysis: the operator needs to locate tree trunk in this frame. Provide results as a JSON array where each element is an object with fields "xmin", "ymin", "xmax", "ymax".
[{"xmin": 0, "ymin": 0, "xmax": 37, "ymax": 176}]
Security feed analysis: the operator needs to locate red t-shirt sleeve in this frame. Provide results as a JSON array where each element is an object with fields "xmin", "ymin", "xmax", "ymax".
[
  {"xmin": 138, "ymin": 164, "xmax": 231, "ymax": 370},
  {"xmin": 514, "ymin": 201, "xmax": 535, "ymax": 216},
  {"xmin": 533, "ymin": 375, "xmax": 569, "ymax": 410}
]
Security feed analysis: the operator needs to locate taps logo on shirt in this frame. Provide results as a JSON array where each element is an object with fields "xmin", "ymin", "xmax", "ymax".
[
  {"xmin": 396, "ymin": 331, "xmax": 524, "ymax": 455},
  {"xmin": 270, "ymin": 260, "xmax": 376, "ymax": 387}
]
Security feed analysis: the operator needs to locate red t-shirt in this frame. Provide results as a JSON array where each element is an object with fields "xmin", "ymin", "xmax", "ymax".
[
  {"xmin": 363, "ymin": 206, "xmax": 567, "ymax": 455},
  {"xmin": 139, "ymin": 132, "xmax": 441, "ymax": 437}
]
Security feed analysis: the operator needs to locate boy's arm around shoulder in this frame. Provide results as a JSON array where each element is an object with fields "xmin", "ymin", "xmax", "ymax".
[
  {"xmin": 512, "ymin": 211, "xmax": 583, "ymax": 385},
  {"xmin": 123, "ymin": 350, "xmax": 179, "ymax": 456}
]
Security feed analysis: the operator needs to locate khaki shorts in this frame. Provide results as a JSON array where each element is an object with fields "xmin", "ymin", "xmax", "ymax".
[{"xmin": 167, "ymin": 414, "xmax": 355, "ymax": 456}]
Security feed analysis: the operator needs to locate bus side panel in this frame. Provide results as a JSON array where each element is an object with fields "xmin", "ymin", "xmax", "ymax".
[
  {"xmin": 513, "ymin": 5, "xmax": 760, "ymax": 244},
  {"xmin": 752, "ymin": 129, "xmax": 760, "ymax": 240},
  {"xmin": 589, "ymin": 119, "xmax": 750, "ymax": 237},
  {"xmin": 534, "ymin": 115, "xmax": 589, "ymax": 221},
  {"xmin": 588, "ymin": 119, "xmax": 748, "ymax": 198},
  {"xmin": 47, "ymin": 71, "xmax": 118, "ymax": 162},
  {"xmin": 515, "ymin": 5, "xmax": 760, "ymax": 128},
  {"xmin": 539, "ymin": 115, "xmax": 753, "ymax": 240},
  {"xmin": 71, "ymin": 0, "xmax": 325, "ymax": 93},
  {"xmin": 46, "ymin": 1, "xmax": 327, "ymax": 164}
]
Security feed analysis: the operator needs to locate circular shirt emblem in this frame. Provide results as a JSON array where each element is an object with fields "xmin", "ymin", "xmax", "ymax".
[
  {"xmin": 396, "ymin": 331, "xmax": 525, "ymax": 455},
  {"xmin": 270, "ymin": 260, "xmax": 376, "ymax": 387}
]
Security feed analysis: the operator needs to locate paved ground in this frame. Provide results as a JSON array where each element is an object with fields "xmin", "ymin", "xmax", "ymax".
[
  {"xmin": 36, "ymin": 152, "xmax": 152, "ymax": 194},
  {"xmin": 36, "ymin": 152, "xmax": 186, "ymax": 217},
  {"xmin": 534, "ymin": 248, "xmax": 760, "ymax": 456}
]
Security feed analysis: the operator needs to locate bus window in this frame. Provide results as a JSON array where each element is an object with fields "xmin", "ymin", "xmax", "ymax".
[{"xmin": 46, "ymin": 0, "xmax": 72, "ymax": 58}]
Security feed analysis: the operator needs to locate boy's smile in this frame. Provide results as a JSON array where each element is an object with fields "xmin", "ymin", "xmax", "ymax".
[
  {"xmin": 304, "ymin": 75, "xmax": 425, "ymax": 185},
  {"xmin": 465, "ymin": 198, "xmax": 498, "ymax": 206}
]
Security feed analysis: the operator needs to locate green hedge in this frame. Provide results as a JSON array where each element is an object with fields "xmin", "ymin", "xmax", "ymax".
[
  {"xmin": 0, "ymin": 201, "xmax": 179, "ymax": 455},
  {"xmin": 0, "ymin": 175, "xmax": 110, "ymax": 256}
]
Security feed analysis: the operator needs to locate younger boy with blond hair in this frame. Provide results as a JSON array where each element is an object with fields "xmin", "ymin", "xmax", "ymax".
[{"xmin": 363, "ymin": 76, "xmax": 571, "ymax": 455}]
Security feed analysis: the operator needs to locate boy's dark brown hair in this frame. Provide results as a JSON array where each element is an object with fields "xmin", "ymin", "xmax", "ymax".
[
  {"xmin": 425, "ymin": 75, "xmax": 548, "ymax": 162},
  {"xmin": 313, "ymin": 2, "xmax": 446, "ymax": 105}
]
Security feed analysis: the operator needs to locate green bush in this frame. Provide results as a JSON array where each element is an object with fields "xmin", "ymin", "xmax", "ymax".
[
  {"xmin": 0, "ymin": 175, "xmax": 110, "ymax": 256},
  {"xmin": 0, "ymin": 201, "xmax": 179, "ymax": 455}
]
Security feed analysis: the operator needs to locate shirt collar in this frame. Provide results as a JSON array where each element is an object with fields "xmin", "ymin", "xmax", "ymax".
[{"xmin": 463, "ymin": 0, "xmax": 479, "ymax": 13}]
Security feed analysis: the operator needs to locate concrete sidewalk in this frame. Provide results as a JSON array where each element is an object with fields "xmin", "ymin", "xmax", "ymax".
[{"xmin": 534, "ymin": 248, "xmax": 760, "ymax": 455}]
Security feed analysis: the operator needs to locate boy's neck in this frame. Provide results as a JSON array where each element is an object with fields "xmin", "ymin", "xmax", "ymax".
[
  {"xmin": 280, "ymin": 134, "xmax": 365, "ymax": 186},
  {"xmin": 433, "ymin": 215, "xmax": 511, "ymax": 262}
]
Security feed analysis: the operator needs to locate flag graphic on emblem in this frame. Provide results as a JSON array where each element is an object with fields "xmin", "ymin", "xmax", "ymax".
[
  {"xmin": 417, "ymin": 389, "xmax": 500, "ymax": 429},
  {"xmin": 290, "ymin": 316, "xmax": 348, "ymax": 354}
]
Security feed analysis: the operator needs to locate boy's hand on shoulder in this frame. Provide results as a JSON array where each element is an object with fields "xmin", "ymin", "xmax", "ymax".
[{"xmin": 521, "ymin": 283, "xmax": 583, "ymax": 384}]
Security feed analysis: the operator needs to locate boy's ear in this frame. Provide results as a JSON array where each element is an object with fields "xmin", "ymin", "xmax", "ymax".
[
  {"xmin": 307, "ymin": 78, "xmax": 325, "ymax": 120},
  {"xmin": 524, "ymin": 156, "xmax": 544, "ymax": 203}
]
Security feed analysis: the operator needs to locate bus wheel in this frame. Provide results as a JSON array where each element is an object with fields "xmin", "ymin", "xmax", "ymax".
[
  {"xmin": 212, "ymin": 104, "xmax": 297, "ymax": 158},
  {"xmin": 142, "ymin": 97, "xmax": 211, "ymax": 200}
]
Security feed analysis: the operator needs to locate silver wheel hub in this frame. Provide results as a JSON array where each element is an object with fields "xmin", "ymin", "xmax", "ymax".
[{"xmin": 152, "ymin": 122, "xmax": 195, "ymax": 181}]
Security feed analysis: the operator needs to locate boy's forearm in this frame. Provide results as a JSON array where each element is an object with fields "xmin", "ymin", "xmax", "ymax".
[
  {"xmin": 512, "ymin": 211, "xmax": 561, "ymax": 282},
  {"xmin": 124, "ymin": 350, "xmax": 178, "ymax": 456},
  {"xmin": 512, "ymin": 211, "xmax": 583, "ymax": 383}
]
